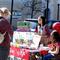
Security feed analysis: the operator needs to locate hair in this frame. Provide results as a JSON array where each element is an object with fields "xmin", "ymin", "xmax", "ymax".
[
  {"xmin": 38, "ymin": 16, "xmax": 46, "ymax": 26},
  {"xmin": 0, "ymin": 7, "xmax": 11, "ymax": 17},
  {"xmin": 41, "ymin": 16, "xmax": 46, "ymax": 26},
  {"xmin": 51, "ymin": 30, "xmax": 60, "ymax": 42}
]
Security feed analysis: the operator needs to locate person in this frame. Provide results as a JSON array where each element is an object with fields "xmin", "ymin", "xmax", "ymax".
[
  {"xmin": 36, "ymin": 16, "xmax": 50, "ymax": 46},
  {"xmin": 36, "ymin": 16, "xmax": 50, "ymax": 36},
  {"xmin": 0, "ymin": 7, "xmax": 13, "ymax": 60},
  {"xmin": 35, "ymin": 16, "xmax": 46, "ymax": 33},
  {"xmin": 43, "ymin": 30, "xmax": 60, "ymax": 60}
]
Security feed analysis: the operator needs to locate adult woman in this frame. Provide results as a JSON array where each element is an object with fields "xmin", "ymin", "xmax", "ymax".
[{"xmin": 0, "ymin": 7, "xmax": 13, "ymax": 60}]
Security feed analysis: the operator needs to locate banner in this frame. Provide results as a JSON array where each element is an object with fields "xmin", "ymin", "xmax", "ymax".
[
  {"xmin": 9, "ymin": 46, "xmax": 30, "ymax": 60},
  {"xmin": 9, "ymin": 46, "xmax": 15, "ymax": 56}
]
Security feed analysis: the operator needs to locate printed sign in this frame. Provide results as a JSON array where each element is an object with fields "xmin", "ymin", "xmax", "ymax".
[{"xmin": 17, "ymin": 21, "xmax": 30, "ymax": 31}]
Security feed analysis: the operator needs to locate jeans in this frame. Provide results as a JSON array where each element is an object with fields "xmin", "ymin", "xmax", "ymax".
[
  {"xmin": 0, "ymin": 46, "xmax": 9, "ymax": 60},
  {"xmin": 43, "ymin": 53, "xmax": 54, "ymax": 60}
]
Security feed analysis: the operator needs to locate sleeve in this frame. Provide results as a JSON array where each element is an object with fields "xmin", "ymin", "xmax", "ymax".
[
  {"xmin": 48, "ymin": 43, "xmax": 59, "ymax": 55},
  {"xmin": 6, "ymin": 20, "xmax": 13, "ymax": 37}
]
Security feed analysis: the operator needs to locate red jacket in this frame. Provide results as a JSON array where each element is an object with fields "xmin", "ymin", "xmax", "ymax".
[{"xmin": 0, "ymin": 18, "xmax": 13, "ymax": 48}]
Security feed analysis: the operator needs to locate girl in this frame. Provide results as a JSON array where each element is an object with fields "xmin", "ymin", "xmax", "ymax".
[
  {"xmin": 43, "ymin": 30, "xmax": 60, "ymax": 60},
  {"xmin": 37, "ymin": 16, "xmax": 50, "ymax": 46}
]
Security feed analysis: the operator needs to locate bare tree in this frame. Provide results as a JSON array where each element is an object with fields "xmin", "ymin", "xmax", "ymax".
[{"xmin": 20, "ymin": 0, "xmax": 47, "ymax": 18}]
